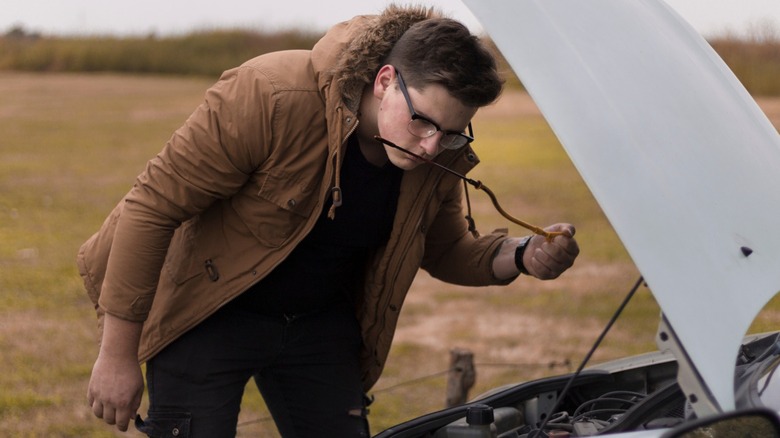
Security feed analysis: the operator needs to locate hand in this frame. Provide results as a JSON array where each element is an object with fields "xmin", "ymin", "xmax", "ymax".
[
  {"xmin": 523, "ymin": 223, "xmax": 579, "ymax": 280},
  {"xmin": 87, "ymin": 353, "xmax": 144, "ymax": 432},
  {"xmin": 87, "ymin": 314, "xmax": 145, "ymax": 432}
]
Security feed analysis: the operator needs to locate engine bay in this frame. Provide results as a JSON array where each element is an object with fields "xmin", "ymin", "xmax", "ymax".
[{"xmin": 376, "ymin": 333, "xmax": 780, "ymax": 437}]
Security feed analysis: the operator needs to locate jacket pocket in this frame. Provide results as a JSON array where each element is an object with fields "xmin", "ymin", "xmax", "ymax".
[
  {"xmin": 135, "ymin": 412, "xmax": 191, "ymax": 438},
  {"xmin": 163, "ymin": 216, "xmax": 204, "ymax": 286},
  {"xmin": 239, "ymin": 169, "xmax": 318, "ymax": 248}
]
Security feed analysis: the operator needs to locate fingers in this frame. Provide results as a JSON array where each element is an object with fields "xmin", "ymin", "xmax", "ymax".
[
  {"xmin": 529, "ymin": 243, "xmax": 576, "ymax": 279},
  {"xmin": 89, "ymin": 398, "xmax": 134, "ymax": 432},
  {"xmin": 88, "ymin": 376, "xmax": 141, "ymax": 433},
  {"xmin": 117, "ymin": 392, "xmax": 143, "ymax": 432},
  {"xmin": 115, "ymin": 412, "xmax": 131, "ymax": 432},
  {"xmin": 102, "ymin": 406, "xmax": 117, "ymax": 426},
  {"xmin": 525, "ymin": 224, "xmax": 580, "ymax": 279},
  {"xmin": 90, "ymin": 397, "xmax": 104, "ymax": 419},
  {"xmin": 87, "ymin": 353, "xmax": 144, "ymax": 432}
]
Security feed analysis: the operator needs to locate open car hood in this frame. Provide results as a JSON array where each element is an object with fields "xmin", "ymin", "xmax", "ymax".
[{"xmin": 460, "ymin": 0, "xmax": 780, "ymax": 412}]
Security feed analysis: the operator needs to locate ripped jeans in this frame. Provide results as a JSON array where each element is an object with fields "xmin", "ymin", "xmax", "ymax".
[{"xmin": 136, "ymin": 302, "xmax": 370, "ymax": 438}]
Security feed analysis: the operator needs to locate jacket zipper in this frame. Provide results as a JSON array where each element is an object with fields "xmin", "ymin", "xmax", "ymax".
[
  {"xmin": 367, "ymin": 153, "xmax": 464, "ymax": 357},
  {"xmin": 204, "ymin": 259, "xmax": 220, "ymax": 281}
]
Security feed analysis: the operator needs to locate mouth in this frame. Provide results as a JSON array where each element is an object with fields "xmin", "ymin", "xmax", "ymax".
[
  {"xmin": 405, "ymin": 153, "xmax": 427, "ymax": 164},
  {"xmin": 373, "ymin": 136, "xmax": 433, "ymax": 165}
]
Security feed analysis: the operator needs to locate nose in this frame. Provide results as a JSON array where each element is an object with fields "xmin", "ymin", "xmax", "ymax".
[{"xmin": 419, "ymin": 133, "xmax": 441, "ymax": 158}]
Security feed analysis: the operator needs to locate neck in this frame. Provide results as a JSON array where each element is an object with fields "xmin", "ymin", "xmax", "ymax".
[
  {"xmin": 355, "ymin": 85, "xmax": 388, "ymax": 167},
  {"xmin": 357, "ymin": 136, "xmax": 389, "ymax": 167}
]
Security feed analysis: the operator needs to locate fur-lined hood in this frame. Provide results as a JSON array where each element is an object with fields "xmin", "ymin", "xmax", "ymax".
[{"xmin": 311, "ymin": 5, "xmax": 441, "ymax": 113}]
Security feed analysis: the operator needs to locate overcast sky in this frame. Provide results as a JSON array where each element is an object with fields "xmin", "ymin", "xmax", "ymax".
[{"xmin": 4, "ymin": 0, "xmax": 780, "ymax": 39}]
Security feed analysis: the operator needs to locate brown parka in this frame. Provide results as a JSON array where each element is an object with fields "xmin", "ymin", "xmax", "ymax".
[{"xmin": 77, "ymin": 6, "xmax": 514, "ymax": 391}]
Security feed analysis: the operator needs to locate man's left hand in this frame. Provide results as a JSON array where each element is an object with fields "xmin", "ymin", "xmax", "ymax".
[{"xmin": 523, "ymin": 223, "xmax": 579, "ymax": 280}]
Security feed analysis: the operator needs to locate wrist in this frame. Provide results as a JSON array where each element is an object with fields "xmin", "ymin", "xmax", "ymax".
[
  {"xmin": 100, "ymin": 313, "xmax": 143, "ymax": 359},
  {"xmin": 514, "ymin": 236, "xmax": 532, "ymax": 274}
]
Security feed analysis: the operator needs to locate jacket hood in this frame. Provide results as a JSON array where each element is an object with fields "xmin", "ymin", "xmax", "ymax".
[{"xmin": 311, "ymin": 5, "xmax": 442, "ymax": 113}]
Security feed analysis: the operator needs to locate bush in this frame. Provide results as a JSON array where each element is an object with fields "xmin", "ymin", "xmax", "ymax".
[
  {"xmin": 0, "ymin": 28, "xmax": 321, "ymax": 77},
  {"xmin": 710, "ymin": 36, "xmax": 780, "ymax": 96}
]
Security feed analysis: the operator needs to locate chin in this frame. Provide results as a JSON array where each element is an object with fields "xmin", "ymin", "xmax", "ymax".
[
  {"xmin": 389, "ymin": 155, "xmax": 421, "ymax": 171},
  {"xmin": 380, "ymin": 148, "xmax": 411, "ymax": 169}
]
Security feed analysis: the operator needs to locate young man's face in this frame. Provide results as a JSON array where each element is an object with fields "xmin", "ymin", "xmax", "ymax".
[{"xmin": 372, "ymin": 65, "xmax": 477, "ymax": 171}]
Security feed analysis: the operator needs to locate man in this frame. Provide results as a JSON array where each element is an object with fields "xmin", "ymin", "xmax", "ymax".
[{"xmin": 79, "ymin": 5, "xmax": 579, "ymax": 437}]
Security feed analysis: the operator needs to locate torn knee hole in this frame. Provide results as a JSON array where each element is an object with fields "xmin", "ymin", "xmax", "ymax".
[{"xmin": 347, "ymin": 407, "xmax": 369, "ymax": 418}]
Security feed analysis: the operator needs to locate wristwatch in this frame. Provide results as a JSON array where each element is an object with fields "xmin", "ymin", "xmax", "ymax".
[{"xmin": 513, "ymin": 236, "xmax": 532, "ymax": 274}]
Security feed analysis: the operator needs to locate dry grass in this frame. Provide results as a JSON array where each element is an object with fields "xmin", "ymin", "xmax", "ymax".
[{"xmin": 1, "ymin": 72, "xmax": 779, "ymax": 437}]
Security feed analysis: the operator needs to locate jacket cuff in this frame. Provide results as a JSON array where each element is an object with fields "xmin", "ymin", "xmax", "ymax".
[{"xmin": 98, "ymin": 292, "xmax": 154, "ymax": 323}]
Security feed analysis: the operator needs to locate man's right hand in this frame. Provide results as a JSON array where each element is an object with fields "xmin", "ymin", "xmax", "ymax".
[{"xmin": 87, "ymin": 314, "xmax": 145, "ymax": 432}]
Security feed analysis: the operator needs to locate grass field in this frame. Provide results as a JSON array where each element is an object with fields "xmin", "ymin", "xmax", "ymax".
[{"xmin": 1, "ymin": 72, "xmax": 778, "ymax": 437}]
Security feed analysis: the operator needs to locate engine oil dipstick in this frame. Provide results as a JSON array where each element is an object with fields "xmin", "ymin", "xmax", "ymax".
[{"xmin": 374, "ymin": 135, "xmax": 565, "ymax": 241}]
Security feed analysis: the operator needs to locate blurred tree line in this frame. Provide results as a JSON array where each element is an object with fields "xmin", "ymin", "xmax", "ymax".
[
  {"xmin": 0, "ymin": 25, "xmax": 320, "ymax": 77},
  {"xmin": 2, "ymin": 24, "xmax": 779, "ymax": 95}
]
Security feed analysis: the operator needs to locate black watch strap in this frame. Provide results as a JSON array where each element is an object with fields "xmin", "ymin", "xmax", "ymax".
[{"xmin": 514, "ymin": 236, "xmax": 532, "ymax": 274}]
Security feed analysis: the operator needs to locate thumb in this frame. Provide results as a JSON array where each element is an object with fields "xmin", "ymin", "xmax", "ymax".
[{"xmin": 545, "ymin": 223, "xmax": 576, "ymax": 238}]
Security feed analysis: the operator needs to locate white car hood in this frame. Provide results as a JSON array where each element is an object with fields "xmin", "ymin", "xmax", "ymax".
[{"xmin": 461, "ymin": 0, "xmax": 780, "ymax": 411}]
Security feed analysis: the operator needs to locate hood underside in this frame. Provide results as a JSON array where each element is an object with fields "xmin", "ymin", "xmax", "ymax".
[{"xmin": 461, "ymin": 0, "xmax": 780, "ymax": 411}]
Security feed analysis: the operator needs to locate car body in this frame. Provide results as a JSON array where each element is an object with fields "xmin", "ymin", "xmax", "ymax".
[{"xmin": 377, "ymin": 1, "xmax": 780, "ymax": 436}]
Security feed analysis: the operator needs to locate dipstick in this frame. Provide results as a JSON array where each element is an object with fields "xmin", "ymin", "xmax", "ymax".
[{"xmin": 374, "ymin": 136, "xmax": 564, "ymax": 241}]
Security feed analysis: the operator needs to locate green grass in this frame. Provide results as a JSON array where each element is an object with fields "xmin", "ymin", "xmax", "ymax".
[
  {"xmin": 1, "ymin": 72, "xmax": 778, "ymax": 436},
  {"xmin": 0, "ymin": 72, "xmax": 213, "ymax": 436}
]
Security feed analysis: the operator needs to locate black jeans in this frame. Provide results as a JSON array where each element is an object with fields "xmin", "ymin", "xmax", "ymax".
[{"xmin": 136, "ymin": 303, "xmax": 370, "ymax": 438}]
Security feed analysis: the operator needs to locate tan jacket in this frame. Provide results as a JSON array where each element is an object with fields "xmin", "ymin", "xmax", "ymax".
[{"xmin": 77, "ymin": 7, "xmax": 513, "ymax": 390}]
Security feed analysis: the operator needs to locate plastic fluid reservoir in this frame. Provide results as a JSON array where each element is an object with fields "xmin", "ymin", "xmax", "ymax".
[{"xmin": 446, "ymin": 404, "xmax": 498, "ymax": 438}]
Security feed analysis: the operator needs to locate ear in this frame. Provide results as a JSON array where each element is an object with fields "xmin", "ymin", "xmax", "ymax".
[{"xmin": 373, "ymin": 65, "xmax": 396, "ymax": 99}]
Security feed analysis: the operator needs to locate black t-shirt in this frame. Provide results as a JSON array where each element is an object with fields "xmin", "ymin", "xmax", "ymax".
[{"xmin": 232, "ymin": 135, "xmax": 403, "ymax": 315}]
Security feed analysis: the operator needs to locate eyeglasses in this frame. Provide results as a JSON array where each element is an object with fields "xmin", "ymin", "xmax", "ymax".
[{"xmin": 395, "ymin": 69, "xmax": 474, "ymax": 150}]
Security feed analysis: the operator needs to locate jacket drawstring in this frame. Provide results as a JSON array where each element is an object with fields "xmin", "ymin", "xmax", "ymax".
[
  {"xmin": 328, "ymin": 107, "xmax": 345, "ymax": 219},
  {"xmin": 463, "ymin": 179, "xmax": 480, "ymax": 238}
]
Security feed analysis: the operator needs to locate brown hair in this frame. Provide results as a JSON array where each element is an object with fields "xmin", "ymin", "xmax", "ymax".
[{"xmin": 384, "ymin": 17, "xmax": 504, "ymax": 107}]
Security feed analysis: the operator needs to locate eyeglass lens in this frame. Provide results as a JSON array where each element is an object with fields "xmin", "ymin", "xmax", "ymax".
[{"xmin": 395, "ymin": 69, "xmax": 474, "ymax": 150}]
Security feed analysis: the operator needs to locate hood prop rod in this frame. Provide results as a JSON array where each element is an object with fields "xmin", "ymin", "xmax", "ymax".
[{"xmin": 531, "ymin": 276, "xmax": 645, "ymax": 438}]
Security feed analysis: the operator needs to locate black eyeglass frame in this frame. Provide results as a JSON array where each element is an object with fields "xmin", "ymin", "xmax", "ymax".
[{"xmin": 394, "ymin": 69, "xmax": 475, "ymax": 150}]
